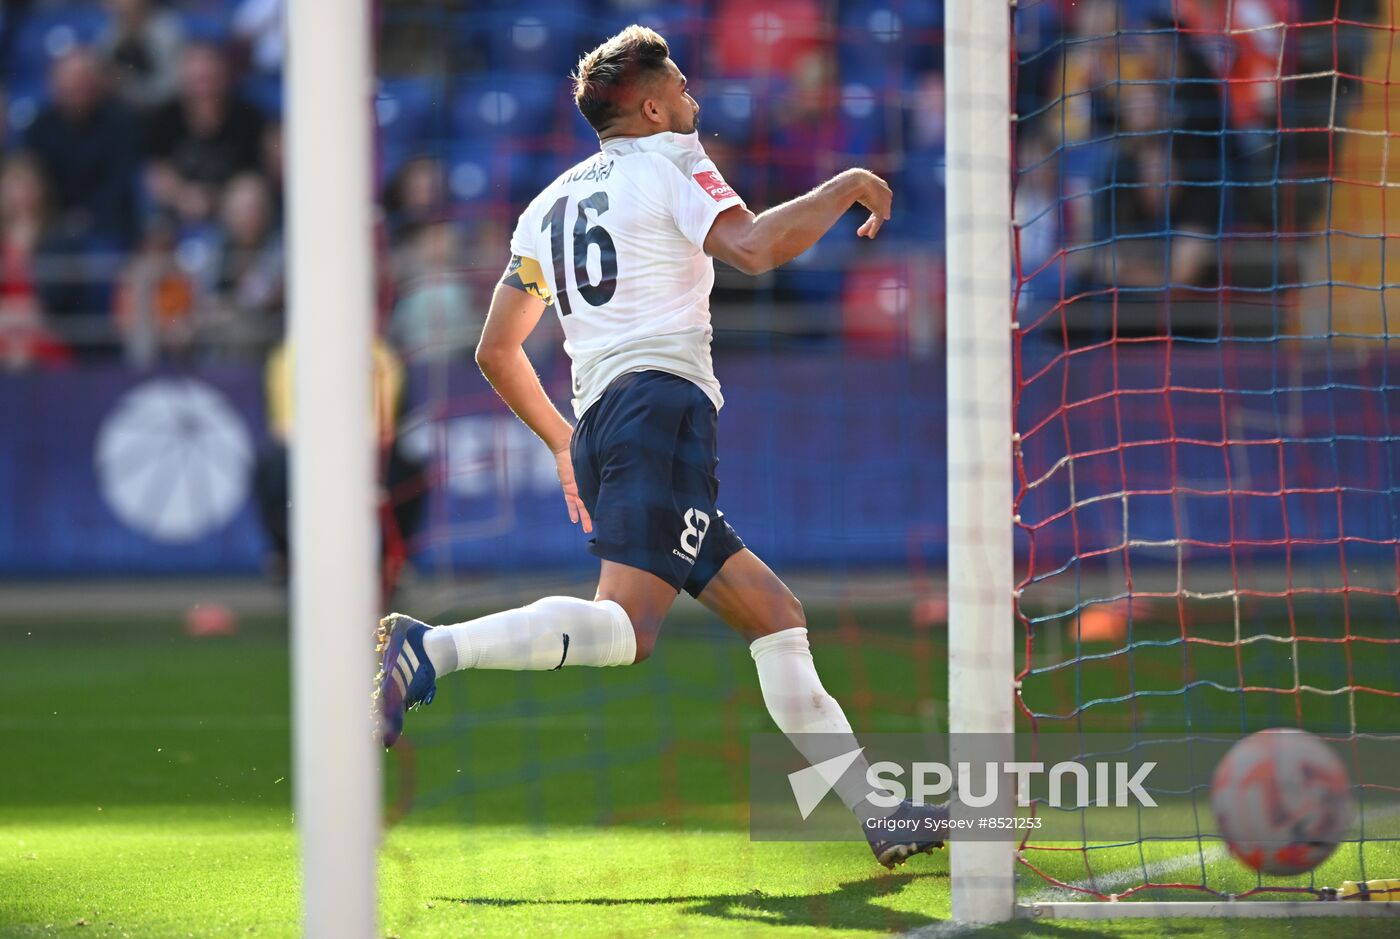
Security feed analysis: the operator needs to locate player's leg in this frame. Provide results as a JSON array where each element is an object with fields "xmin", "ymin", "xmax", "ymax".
[
  {"xmin": 405, "ymin": 560, "xmax": 674, "ymax": 678},
  {"xmin": 661, "ymin": 387, "xmax": 879, "ymax": 766},
  {"xmin": 688, "ymin": 545, "xmax": 801, "ymax": 642},
  {"xmin": 690, "ymin": 546, "xmax": 947, "ymax": 866},
  {"xmin": 377, "ymin": 372, "xmax": 695, "ymax": 746},
  {"xmin": 375, "ymin": 562, "xmax": 671, "ymax": 749},
  {"xmin": 593, "ymin": 559, "xmax": 677, "ymax": 662},
  {"xmin": 375, "ymin": 587, "xmax": 640, "ymax": 747},
  {"xmin": 412, "ymin": 370, "xmax": 692, "ymax": 674},
  {"xmin": 692, "ymin": 547, "xmax": 868, "ymax": 788}
]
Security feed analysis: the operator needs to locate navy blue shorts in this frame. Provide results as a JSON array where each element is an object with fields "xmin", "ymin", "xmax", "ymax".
[{"xmin": 571, "ymin": 370, "xmax": 746, "ymax": 598}]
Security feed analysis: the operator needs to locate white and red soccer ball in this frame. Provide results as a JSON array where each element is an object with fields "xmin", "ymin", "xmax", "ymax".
[{"xmin": 1210, "ymin": 728, "xmax": 1353, "ymax": 875}]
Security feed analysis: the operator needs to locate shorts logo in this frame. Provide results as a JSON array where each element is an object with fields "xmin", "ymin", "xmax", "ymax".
[
  {"xmin": 693, "ymin": 170, "xmax": 736, "ymax": 201},
  {"xmin": 679, "ymin": 508, "xmax": 711, "ymax": 559}
]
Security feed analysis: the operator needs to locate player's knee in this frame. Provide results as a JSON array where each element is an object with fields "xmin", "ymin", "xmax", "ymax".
[
  {"xmin": 594, "ymin": 575, "xmax": 672, "ymax": 664},
  {"xmin": 598, "ymin": 595, "xmax": 663, "ymax": 663},
  {"xmin": 782, "ymin": 594, "xmax": 806, "ymax": 631},
  {"xmin": 629, "ymin": 615, "xmax": 662, "ymax": 663}
]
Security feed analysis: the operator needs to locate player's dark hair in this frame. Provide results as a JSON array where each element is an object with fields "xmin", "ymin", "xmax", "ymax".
[{"xmin": 572, "ymin": 25, "xmax": 671, "ymax": 133}]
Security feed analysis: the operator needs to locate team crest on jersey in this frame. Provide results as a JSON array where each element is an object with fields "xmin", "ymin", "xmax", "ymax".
[{"xmin": 693, "ymin": 170, "xmax": 735, "ymax": 201}]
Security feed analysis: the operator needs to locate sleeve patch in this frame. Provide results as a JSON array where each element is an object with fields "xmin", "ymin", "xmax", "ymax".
[
  {"xmin": 693, "ymin": 170, "xmax": 736, "ymax": 201},
  {"xmin": 501, "ymin": 254, "xmax": 552, "ymax": 304}
]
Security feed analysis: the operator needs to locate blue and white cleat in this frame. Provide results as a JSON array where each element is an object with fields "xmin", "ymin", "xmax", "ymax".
[
  {"xmin": 375, "ymin": 612, "xmax": 437, "ymax": 749},
  {"xmin": 866, "ymin": 800, "xmax": 950, "ymax": 870}
]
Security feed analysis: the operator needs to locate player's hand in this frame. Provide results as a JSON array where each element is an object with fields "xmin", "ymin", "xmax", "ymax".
[
  {"xmin": 844, "ymin": 169, "xmax": 892, "ymax": 239},
  {"xmin": 553, "ymin": 444, "xmax": 593, "ymax": 534}
]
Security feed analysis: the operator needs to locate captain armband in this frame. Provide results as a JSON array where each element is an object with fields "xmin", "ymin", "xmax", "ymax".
[{"xmin": 501, "ymin": 254, "xmax": 553, "ymax": 304}]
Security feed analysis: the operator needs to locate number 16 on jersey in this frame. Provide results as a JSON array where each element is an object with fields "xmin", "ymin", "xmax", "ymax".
[{"xmin": 543, "ymin": 192, "xmax": 618, "ymax": 316}]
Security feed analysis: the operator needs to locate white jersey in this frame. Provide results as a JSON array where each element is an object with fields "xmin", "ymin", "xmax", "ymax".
[{"xmin": 508, "ymin": 131, "xmax": 745, "ymax": 418}]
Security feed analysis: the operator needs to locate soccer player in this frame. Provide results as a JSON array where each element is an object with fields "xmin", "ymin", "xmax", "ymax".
[{"xmin": 377, "ymin": 25, "xmax": 946, "ymax": 868}]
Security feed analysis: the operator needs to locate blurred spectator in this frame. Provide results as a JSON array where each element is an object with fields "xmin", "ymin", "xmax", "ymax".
[
  {"xmin": 1067, "ymin": 20, "xmax": 1226, "ymax": 291},
  {"xmin": 0, "ymin": 155, "xmax": 71, "ymax": 370},
  {"xmin": 255, "ymin": 337, "xmax": 427, "ymax": 593},
  {"xmin": 1176, "ymin": 0, "xmax": 1287, "ymax": 129},
  {"xmin": 0, "ymin": 302, "xmax": 70, "ymax": 370},
  {"xmin": 1095, "ymin": 134, "xmax": 1217, "ymax": 289},
  {"xmin": 389, "ymin": 218, "xmax": 478, "ymax": 362},
  {"xmin": 0, "ymin": 156, "xmax": 47, "ymax": 310},
  {"xmin": 1055, "ymin": 0, "xmax": 1116, "ymax": 146},
  {"xmin": 27, "ymin": 48, "xmax": 139, "ymax": 246},
  {"xmin": 1015, "ymin": 129, "xmax": 1068, "ymax": 312},
  {"xmin": 233, "ymin": 0, "xmax": 284, "ymax": 75},
  {"xmin": 383, "ymin": 155, "xmax": 447, "ymax": 243},
  {"xmin": 711, "ymin": 0, "xmax": 823, "ymax": 76},
  {"xmin": 907, "ymin": 72, "xmax": 943, "ymax": 154},
  {"xmin": 99, "ymin": 0, "xmax": 184, "ymax": 112},
  {"xmin": 145, "ymin": 43, "xmax": 266, "ymax": 221},
  {"xmin": 1262, "ymin": 0, "xmax": 1382, "ymax": 229},
  {"xmin": 768, "ymin": 51, "xmax": 839, "ymax": 201},
  {"xmin": 113, "ymin": 212, "xmax": 195, "ymax": 369},
  {"xmin": 259, "ymin": 121, "xmax": 284, "ymax": 217},
  {"xmin": 1134, "ymin": 20, "xmax": 1232, "ymax": 199},
  {"xmin": 201, "ymin": 172, "xmax": 283, "ymax": 355}
]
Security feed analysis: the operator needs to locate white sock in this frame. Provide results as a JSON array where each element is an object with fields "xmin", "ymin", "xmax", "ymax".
[
  {"xmin": 423, "ymin": 597, "xmax": 635, "ymax": 674},
  {"xmin": 750, "ymin": 626, "xmax": 889, "ymax": 819}
]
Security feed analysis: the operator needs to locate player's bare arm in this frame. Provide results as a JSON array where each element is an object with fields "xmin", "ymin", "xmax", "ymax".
[
  {"xmin": 703, "ymin": 168, "xmax": 893, "ymax": 276},
  {"xmin": 477, "ymin": 262, "xmax": 593, "ymax": 532}
]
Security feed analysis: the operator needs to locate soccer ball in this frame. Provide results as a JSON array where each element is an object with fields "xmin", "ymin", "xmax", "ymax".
[{"xmin": 1210, "ymin": 728, "xmax": 1353, "ymax": 875}]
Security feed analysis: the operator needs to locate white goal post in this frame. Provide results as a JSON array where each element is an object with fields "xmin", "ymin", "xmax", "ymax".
[
  {"xmin": 287, "ymin": 0, "xmax": 380, "ymax": 936},
  {"xmin": 944, "ymin": 0, "xmax": 1017, "ymax": 924}
]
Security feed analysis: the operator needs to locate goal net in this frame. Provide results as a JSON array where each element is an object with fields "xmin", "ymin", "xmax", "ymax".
[{"xmin": 1009, "ymin": 0, "xmax": 1400, "ymax": 914}]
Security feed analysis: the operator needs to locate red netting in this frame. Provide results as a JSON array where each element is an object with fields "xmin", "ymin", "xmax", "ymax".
[{"xmin": 1012, "ymin": 0, "xmax": 1400, "ymax": 901}]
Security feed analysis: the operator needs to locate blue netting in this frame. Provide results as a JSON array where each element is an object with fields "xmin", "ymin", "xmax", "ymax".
[{"xmin": 1013, "ymin": 0, "xmax": 1400, "ymax": 902}]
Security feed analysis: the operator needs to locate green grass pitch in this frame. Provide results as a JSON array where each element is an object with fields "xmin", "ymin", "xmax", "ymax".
[{"xmin": 2, "ymin": 602, "xmax": 1397, "ymax": 937}]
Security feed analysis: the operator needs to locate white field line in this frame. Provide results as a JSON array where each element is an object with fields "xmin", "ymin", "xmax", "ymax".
[
  {"xmin": 1026, "ymin": 804, "xmax": 1400, "ymax": 906},
  {"xmin": 897, "ymin": 836, "xmax": 1364, "ymax": 936},
  {"xmin": 1025, "ymin": 843, "xmax": 1230, "ymax": 904},
  {"xmin": 889, "ymin": 844, "xmax": 1233, "ymax": 936}
]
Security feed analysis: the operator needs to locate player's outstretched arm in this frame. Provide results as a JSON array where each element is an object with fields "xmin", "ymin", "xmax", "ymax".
[
  {"xmin": 477, "ymin": 273, "xmax": 592, "ymax": 532},
  {"xmin": 703, "ymin": 168, "xmax": 892, "ymax": 276}
]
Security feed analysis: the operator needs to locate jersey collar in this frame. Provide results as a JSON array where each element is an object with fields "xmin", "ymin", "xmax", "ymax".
[{"xmin": 600, "ymin": 131, "xmax": 701, "ymax": 153}]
